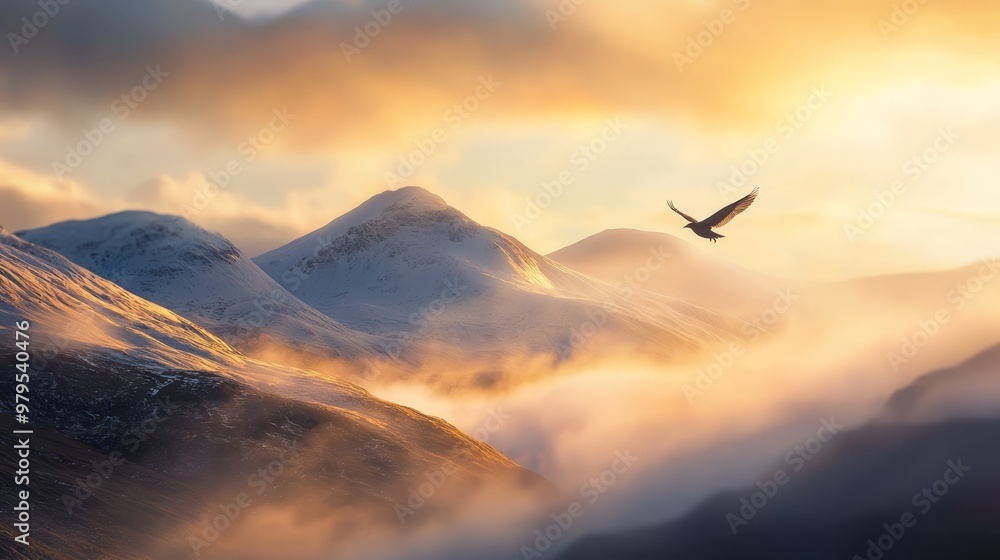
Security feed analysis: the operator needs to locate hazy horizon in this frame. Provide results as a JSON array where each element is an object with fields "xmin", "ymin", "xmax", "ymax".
[
  {"xmin": 7, "ymin": 188, "xmax": 997, "ymax": 284},
  {"xmin": 2, "ymin": 0, "xmax": 998, "ymax": 280}
]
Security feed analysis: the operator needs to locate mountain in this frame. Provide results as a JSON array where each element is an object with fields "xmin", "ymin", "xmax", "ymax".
[
  {"xmin": 18, "ymin": 211, "xmax": 376, "ymax": 364},
  {"xmin": 0, "ymin": 410, "xmax": 207, "ymax": 560},
  {"xmin": 882, "ymin": 343, "xmax": 1000, "ymax": 424},
  {"xmin": 0, "ymin": 229, "xmax": 552, "ymax": 559},
  {"xmin": 555, "ymin": 361, "xmax": 1000, "ymax": 560},
  {"xmin": 547, "ymin": 230, "xmax": 1000, "ymax": 383},
  {"xmin": 556, "ymin": 419, "xmax": 1000, "ymax": 560},
  {"xmin": 0, "ymin": 226, "xmax": 243, "ymax": 371},
  {"xmin": 548, "ymin": 228, "xmax": 779, "ymax": 315},
  {"xmin": 253, "ymin": 187, "xmax": 741, "ymax": 386},
  {"xmin": 0, "ymin": 350, "xmax": 551, "ymax": 559}
]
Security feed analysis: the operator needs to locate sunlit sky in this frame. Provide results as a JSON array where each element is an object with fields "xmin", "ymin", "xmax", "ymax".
[{"xmin": 1, "ymin": 0, "xmax": 997, "ymax": 280}]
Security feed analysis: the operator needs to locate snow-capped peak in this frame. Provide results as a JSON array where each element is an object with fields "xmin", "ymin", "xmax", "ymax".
[
  {"xmin": 19, "ymin": 211, "xmax": 376, "ymax": 360},
  {"xmin": 18, "ymin": 210, "xmax": 242, "ymax": 273},
  {"xmin": 0, "ymin": 228, "xmax": 244, "ymax": 370},
  {"xmin": 253, "ymin": 186, "xmax": 742, "ymax": 376},
  {"xmin": 367, "ymin": 185, "xmax": 451, "ymax": 212}
]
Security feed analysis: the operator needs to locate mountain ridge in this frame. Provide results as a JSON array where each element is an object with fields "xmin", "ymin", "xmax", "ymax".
[
  {"xmin": 252, "ymin": 187, "xmax": 742, "ymax": 386},
  {"xmin": 18, "ymin": 211, "xmax": 378, "ymax": 363}
]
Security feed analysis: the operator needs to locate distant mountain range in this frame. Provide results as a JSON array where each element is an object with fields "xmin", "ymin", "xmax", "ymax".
[
  {"xmin": 548, "ymin": 228, "xmax": 779, "ymax": 315},
  {"xmin": 22, "ymin": 187, "xmax": 750, "ymax": 389},
  {"xmin": 253, "ymin": 187, "xmax": 743, "ymax": 379}
]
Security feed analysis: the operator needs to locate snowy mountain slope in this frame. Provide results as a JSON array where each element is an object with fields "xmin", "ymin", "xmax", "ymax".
[
  {"xmin": 0, "ymin": 225, "xmax": 537, "ymax": 435},
  {"xmin": 0, "ymin": 229, "xmax": 554, "ymax": 558},
  {"xmin": 0, "ymin": 226, "xmax": 399, "ymax": 407},
  {"xmin": 254, "ymin": 187, "xmax": 742, "ymax": 377},
  {"xmin": 0, "ymin": 226, "xmax": 550, "ymax": 451},
  {"xmin": 0, "ymin": 226, "xmax": 245, "ymax": 371},
  {"xmin": 18, "ymin": 212, "xmax": 376, "ymax": 362}
]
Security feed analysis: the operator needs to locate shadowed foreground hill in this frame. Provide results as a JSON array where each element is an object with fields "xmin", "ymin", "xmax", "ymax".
[
  {"xmin": 558, "ymin": 420, "xmax": 1000, "ymax": 560},
  {"xmin": 556, "ymin": 350, "xmax": 1000, "ymax": 560},
  {"xmin": 0, "ymin": 353, "xmax": 553, "ymax": 559}
]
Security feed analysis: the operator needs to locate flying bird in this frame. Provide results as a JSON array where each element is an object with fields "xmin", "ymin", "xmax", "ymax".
[{"xmin": 667, "ymin": 187, "xmax": 759, "ymax": 243}]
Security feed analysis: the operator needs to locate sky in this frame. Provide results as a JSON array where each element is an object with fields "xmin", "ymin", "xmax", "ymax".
[{"xmin": 1, "ymin": 0, "xmax": 998, "ymax": 280}]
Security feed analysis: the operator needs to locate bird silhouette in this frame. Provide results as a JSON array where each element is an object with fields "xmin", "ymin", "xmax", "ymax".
[{"xmin": 668, "ymin": 187, "xmax": 758, "ymax": 243}]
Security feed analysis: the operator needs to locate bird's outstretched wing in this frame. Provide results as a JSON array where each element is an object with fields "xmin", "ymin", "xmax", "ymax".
[
  {"xmin": 702, "ymin": 187, "xmax": 758, "ymax": 228},
  {"xmin": 667, "ymin": 200, "xmax": 698, "ymax": 223}
]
